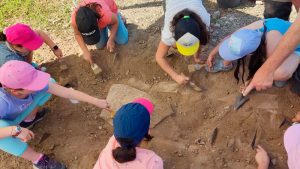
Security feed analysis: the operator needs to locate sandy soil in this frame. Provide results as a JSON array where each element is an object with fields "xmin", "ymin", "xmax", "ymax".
[{"xmin": 0, "ymin": 0, "xmax": 299, "ymax": 169}]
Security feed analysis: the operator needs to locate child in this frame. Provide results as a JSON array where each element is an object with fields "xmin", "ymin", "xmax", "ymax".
[
  {"xmin": 71, "ymin": 0, "xmax": 128, "ymax": 72},
  {"xmin": 155, "ymin": 0, "xmax": 210, "ymax": 85},
  {"xmin": 0, "ymin": 60, "xmax": 110, "ymax": 169},
  {"xmin": 206, "ymin": 18, "xmax": 300, "ymax": 87},
  {"xmin": 93, "ymin": 98, "xmax": 163, "ymax": 169},
  {"xmin": 0, "ymin": 23, "xmax": 63, "ymax": 67}
]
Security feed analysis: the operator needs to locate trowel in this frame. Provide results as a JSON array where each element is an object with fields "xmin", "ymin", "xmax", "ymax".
[
  {"xmin": 233, "ymin": 84, "xmax": 254, "ymax": 110},
  {"xmin": 233, "ymin": 93, "xmax": 249, "ymax": 110},
  {"xmin": 91, "ymin": 63, "xmax": 102, "ymax": 75}
]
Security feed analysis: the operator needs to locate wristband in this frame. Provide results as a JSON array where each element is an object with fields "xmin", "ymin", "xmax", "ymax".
[
  {"xmin": 52, "ymin": 45, "xmax": 59, "ymax": 51},
  {"xmin": 12, "ymin": 126, "xmax": 22, "ymax": 137}
]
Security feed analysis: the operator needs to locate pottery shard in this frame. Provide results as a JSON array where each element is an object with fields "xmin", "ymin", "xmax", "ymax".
[{"xmin": 100, "ymin": 84, "xmax": 173, "ymax": 128}]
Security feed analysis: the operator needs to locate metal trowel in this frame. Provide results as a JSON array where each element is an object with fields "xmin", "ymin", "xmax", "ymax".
[{"xmin": 233, "ymin": 93, "xmax": 249, "ymax": 110}]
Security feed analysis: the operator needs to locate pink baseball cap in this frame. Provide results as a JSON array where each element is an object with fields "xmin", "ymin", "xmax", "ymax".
[
  {"xmin": 133, "ymin": 98, "xmax": 154, "ymax": 115},
  {"xmin": 0, "ymin": 60, "xmax": 50, "ymax": 91},
  {"xmin": 5, "ymin": 23, "xmax": 43, "ymax": 51}
]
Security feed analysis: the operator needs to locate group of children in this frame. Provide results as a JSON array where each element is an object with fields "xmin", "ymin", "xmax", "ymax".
[{"xmin": 0, "ymin": 0, "xmax": 300, "ymax": 168}]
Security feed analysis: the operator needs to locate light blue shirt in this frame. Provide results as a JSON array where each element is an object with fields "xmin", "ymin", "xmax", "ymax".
[
  {"xmin": 0, "ymin": 42, "xmax": 26, "ymax": 67},
  {"xmin": 0, "ymin": 85, "xmax": 49, "ymax": 120}
]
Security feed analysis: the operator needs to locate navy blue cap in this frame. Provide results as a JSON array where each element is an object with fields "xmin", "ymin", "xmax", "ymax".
[{"xmin": 113, "ymin": 103, "xmax": 150, "ymax": 148}]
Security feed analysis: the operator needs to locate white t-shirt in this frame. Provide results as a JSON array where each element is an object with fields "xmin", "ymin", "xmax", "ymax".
[{"xmin": 161, "ymin": 0, "xmax": 210, "ymax": 46}]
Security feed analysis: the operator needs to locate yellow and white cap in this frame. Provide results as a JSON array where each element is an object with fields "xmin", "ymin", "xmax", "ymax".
[{"xmin": 176, "ymin": 32, "xmax": 200, "ymax": 56}]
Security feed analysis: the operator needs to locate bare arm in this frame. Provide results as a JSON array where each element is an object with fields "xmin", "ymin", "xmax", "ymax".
[
  {"xmin": 0, "ymin": 126, "xmax": 15, "ymax": 139},
  {"xmin": 72, "ymin": 23, "xmax": 94, "ymax": 64},
  {"xmin": 47, "ymin": 83, "xmax": 109, "ymax": 109},
  {"xmin": 244, "ymin": 13, "xmax": 300, "ymax": 95},
  {"xmin": 107, "ymin": 13, "xmax": 119, "ymax": 52},
  {"xmin": 155, "ymin": 42, "xmax": 177, "ymax": 79},
  {"xmin": 36, "ymin": 30, "xmax": 63, "ymax": 58}
]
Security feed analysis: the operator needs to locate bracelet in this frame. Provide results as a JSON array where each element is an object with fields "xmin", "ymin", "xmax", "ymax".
[
  {"xmin": 11, "ymin": 126, "xmax": 22, "ymax": 137},
  {"xmin": 52, "ymin": 45, "xmax": 59, "ymax": 51}
]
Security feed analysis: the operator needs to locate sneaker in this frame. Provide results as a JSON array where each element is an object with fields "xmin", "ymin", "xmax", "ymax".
[
  {"xmin": 273, "ymin": 80, "xmax": 287, "ymax": 88},
  {"xmin": 33, "ymin": 155, "xmax": 66, "ymax": 169},
  {"xmin": 20, "ymin": 108, "xmax": 49, "ymax": 129}
]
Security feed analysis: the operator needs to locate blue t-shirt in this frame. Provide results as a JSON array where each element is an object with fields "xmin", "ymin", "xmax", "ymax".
[
  {"xmin": 259, "ymin": 18, "xmax": 300, "ymax": 54},
  {"xmin": 0, "ymin": 85, "xmax": 49, "ymax": 120},
  {"xmin": 0, "ymin": 42, "xmax": 25, "ymax": 67}
]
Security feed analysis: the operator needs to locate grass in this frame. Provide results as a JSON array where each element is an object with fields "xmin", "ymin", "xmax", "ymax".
[{"xmin": 0, "ymin": 0, "xmax": 72, "ymax": 32}]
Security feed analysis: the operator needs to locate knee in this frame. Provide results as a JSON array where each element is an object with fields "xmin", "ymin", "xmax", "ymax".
[
  {"xmin": 274, "ymin": 67, "xmax": 293, "ymax": 81},
  {"xmin": 116, "ymin": 35, "xmax": 128, "ymax": 45}
]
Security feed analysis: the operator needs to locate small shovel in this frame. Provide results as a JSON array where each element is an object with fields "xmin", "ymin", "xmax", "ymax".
[{"xmin": 233, "ymin": 93, "xmax": 249, "ymax": 110}]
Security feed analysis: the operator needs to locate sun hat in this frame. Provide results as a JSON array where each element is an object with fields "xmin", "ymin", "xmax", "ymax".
[
  {"xmin": 175, "ymin": 15, "xmax": 201, "ymax": 56},
  {"xmin": 132, "ymin": 98, "xmax": 154, "ymax": 115},
  {"xmin": 113, "ymin": 103, "xmax": 150, "ymax": 148},
  {"xmin": 76, "ymin": 7, "xmax": 100, "ymax": 45},
  {"xmin": 0, "ymin": 60, "xmax": 50, "ymax": 91},
  {"xmin": 5, "ymin": 23, "xmax": 43, "ymax": 51},
  {"xmin": 219, "ymin": 29, "xmax": 263, "ymax": 61}
]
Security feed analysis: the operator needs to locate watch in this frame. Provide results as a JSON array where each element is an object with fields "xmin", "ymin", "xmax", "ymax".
[
  {"xmin": 12, "ymin": 126, "xmax": 22, "ymax": 137},
  {"xmin": 52, "ymin": 45, "xmax": 59, "ymax": 51}
]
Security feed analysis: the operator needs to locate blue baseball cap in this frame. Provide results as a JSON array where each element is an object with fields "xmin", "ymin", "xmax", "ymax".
[
  {"xmin": 113, "ymin": 103, "xmax": 150, "ymax": 148},
  {"xmin": 219, "ymin": 29, "xmax": 263, "ymax": 61}
]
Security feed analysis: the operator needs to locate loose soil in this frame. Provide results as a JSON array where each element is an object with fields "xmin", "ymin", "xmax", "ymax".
[{"xmin": 0, "ymin": 0, "xmax": 299, "ymax": 169}]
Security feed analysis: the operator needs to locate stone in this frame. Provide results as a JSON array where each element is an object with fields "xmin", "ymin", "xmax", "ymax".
[
  {"xmin": 127, "ymin": 78, "xmax": 151, "ymax": 91},
  {"xmin": 100, "ymin": 84, "xmax": 174, "ymax": 128},
  {"xmin": 150, "ymin": 81, "xmax": 180, "ymax": 93}
]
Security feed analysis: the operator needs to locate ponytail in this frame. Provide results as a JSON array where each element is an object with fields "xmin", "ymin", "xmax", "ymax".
[
  {"xmin": 0, "ymin": 32, "xmax": 7, "ymax": 41},
  {"xmin": 112, "ymin": 146, "xmax": 136, "ymax": 163}
]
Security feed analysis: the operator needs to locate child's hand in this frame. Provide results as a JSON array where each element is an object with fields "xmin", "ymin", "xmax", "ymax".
[
  {"xmin": 255, "ymin": 145, "xmax": 270, "ymax": 169},
  {"xmin": 17, "ymin": 128, "xmax": 34, "ymax": 142},
  {"xmin": 53, "ymin": 48, "xmax": 63, "ymax": 59},
  {"xmin": 174, "ymin": 73, "xmax": 190, "ymax": 85},
  {"xmin": 96, "ymin": 99, "xmax": 111, "ymax": 111},
  {"xmin": 292, "ymin": 111, "xmax": 300, "ymax": 123},
  {"xmin": 107, "ymin": 38, "xmax": 115, "ymax": 53},
  {"xmin": 206, "ymin": 54, "xmax": 215, "ymax": 68}
]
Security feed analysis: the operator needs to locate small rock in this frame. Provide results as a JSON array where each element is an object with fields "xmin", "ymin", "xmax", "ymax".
[
  {"xmin": 212, "ymin": 11, "xmax": 221, "ymax": 19},
  {"xmin": 177, "ymin": 153, "xmax": 183, "ymax": 157},
  {"xmin": 98, "ymin": 126, "xmax": 103, "ymax": 130},
  {"xmin": 271, "ymin": 158, "xmax": 277, "ymax": 166},
  {"xmin": 60, "ymin": 64, "xmax": 68, "ymax": 71}
]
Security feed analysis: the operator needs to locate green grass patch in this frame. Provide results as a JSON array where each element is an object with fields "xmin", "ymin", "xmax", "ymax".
[{"xmin": 0, "ymin": 0, "xmax": 72, "ymax": 32}]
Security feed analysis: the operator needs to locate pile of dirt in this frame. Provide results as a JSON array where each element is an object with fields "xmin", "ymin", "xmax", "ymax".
[{"xmin": 0, "ymin": 0, "xmax": 299, "ymax": 169}]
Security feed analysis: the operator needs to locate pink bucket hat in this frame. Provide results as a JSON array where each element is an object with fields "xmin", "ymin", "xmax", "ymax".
[
  {"xmin": 5, "ymin": 23, "xmax": 43, "ymax": 51},
  {"xmin": 133, "ymin": 98, "xmax": 154, "ymax": 115},
  {"xmin": 0, "ymin": 60, "xmax": 50, "ymax": 91}
]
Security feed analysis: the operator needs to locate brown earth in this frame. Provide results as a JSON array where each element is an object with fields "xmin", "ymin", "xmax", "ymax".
[{"xmin": 0, "ymin": 0, "xmax": 299, "ymax": 169}]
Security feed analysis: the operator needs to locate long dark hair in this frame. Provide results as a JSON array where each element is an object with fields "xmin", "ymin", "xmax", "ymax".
[
  {"xmin": 234, "ymin": 24, "xmax": 267, "ymax": 84},
  {"xmin": 0, "ymin": 32, "xmax": 7, "ymax": 41},
  {"xmin": 112, "ymin": 133, "xmax": 153, "ymax": 163},
  {"xmin": 171, "ymin": 9, "xmax": 209, "ymax": 45}
]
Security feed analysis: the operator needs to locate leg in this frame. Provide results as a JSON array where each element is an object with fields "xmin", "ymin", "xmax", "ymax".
[
  {"xmin": 292, "ymin": 0, "xmax": 300, "ymax": 12},
  {"xmin": 95, "ymin": 28, "xmax": 109, "ymax": 49},
  {"xmin": 264, "ymin": 0, "xmax": 292, "ymax": 21},
  {"xmin": 113, "ymin": 13, "xmax": 129, "ymax": 45},
  {"xmin": 274, "ymin": 53, "xmax": 300, "ymax": 81}
]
